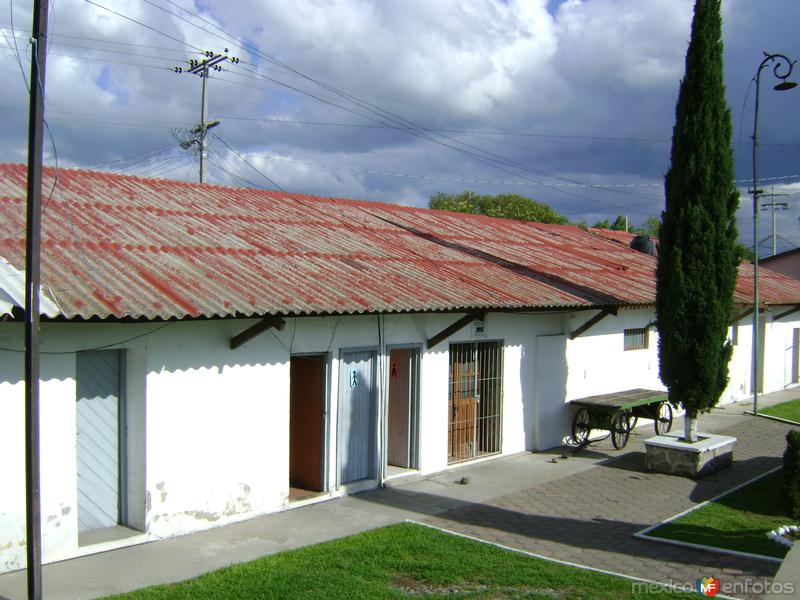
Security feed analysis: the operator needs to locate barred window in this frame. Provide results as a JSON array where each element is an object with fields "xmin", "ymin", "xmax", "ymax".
[{"xmin": 624, "ymin": 328, "xmax": 649, "ymax": 351}]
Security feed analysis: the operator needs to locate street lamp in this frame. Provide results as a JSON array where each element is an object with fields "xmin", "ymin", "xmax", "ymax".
[{"xmin": 751, "ymin": 52, "xmax": 796, "ymax": 417}]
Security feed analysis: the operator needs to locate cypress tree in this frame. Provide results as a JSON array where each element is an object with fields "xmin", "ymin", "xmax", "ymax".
[{"xmin": 656, "ymin": 0, "xmax": 739, "ymax": 441}]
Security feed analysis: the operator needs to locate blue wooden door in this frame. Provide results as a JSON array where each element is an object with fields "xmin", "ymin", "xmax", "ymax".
[
  {"xmin": 76, "ymin": 350, "xmax": 122, "ymax": 532},
  {"xmin": 338, "ymin": 350, "xmax": 377, "ymax": 484}
]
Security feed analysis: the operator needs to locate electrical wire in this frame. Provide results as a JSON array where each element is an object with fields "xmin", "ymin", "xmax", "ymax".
[
  {"xmin": 12, "ymin": 1, "xmax": 794, "ymax": 218},
  {"xmin": 0, "ymin": 322, "xmax": 174, "ymax": 354},
  {"xmin": 84, "ymin": 0, "xmax": 203, "ymax": 52},
  {"xmin": 211, "ymin": 133, "xmax": 285, "ymax": 191},
  {"xmin": 206, "ymin": 148, "xmax": 268, "ymax": 189},
  {"xmin": 118, "ymin": 0, "xmax": 660, "ymax": 211}
]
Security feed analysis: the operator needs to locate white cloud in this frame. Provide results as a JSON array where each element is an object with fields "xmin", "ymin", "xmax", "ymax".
[{"xmin": 0, "ymin": 0, "xmax": 797, "ymax": 240}]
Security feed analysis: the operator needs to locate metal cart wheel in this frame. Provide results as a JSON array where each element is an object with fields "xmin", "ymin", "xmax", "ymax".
[
  {"xmin": 654, "ymin": 402, "xmax": 673, "ymax": 435},
  {"xmin": 611, "ymin": 410, "xmax": 634, "ymax": 450},
  {"xmin": 571, "ymin": 407, "xmax": 591, "ymax": 446}
]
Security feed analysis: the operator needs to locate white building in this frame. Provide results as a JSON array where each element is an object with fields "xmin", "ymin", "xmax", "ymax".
[{"xmin": 1, "ymin": 164, "xmax": 798, "ymax": 572}]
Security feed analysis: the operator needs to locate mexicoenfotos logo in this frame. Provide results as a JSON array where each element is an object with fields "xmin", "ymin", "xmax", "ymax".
[{"xmin": 696, "ymin": 576, "xmax": 720, "ymax": 597}]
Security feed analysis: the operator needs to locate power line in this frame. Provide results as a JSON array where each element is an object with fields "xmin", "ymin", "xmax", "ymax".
[
  {"xmin": 101, "ymin": 0, "xmax": 655, "ymax": 212},
  {"xmin": 83, "ymin": 0, "xmax": 203, "ymax": 52},
  {"xmin": 211, "ymin": 133, "xmax": 285, "ymax": 192}
]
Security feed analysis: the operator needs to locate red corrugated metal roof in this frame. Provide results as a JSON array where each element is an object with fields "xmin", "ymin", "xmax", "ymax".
[{"xmin": 1, "ymin": 164, "xmax": 798, "ymax": 320}]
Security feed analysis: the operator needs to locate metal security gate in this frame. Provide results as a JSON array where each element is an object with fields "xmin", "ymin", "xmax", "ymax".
[
  {"xmin": 76, "ymin": 349, "xmax": 124, "ymax": 532},
  {"xmin": 338, "ymin": 350, "xmax": 378, "ymax": 485},
  {"xmin": 448, "ymin": 341, "xmax": 503, "ymax": 464}
]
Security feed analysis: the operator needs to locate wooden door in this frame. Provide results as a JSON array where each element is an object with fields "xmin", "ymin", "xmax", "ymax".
[
  {"xmin": 76, "ymin": 349, "xmax": 123, "ymax": 532},
  {"xmin": 290, "ymin": 355, "xmax": 326, "ymax": 492},
  {"xmin": 388, "ymin": 348, "xmax": 412, "ymax": 468},
  {"xmin": 338, "ymin": 350, "xmax": 377, "ymax": 484}
]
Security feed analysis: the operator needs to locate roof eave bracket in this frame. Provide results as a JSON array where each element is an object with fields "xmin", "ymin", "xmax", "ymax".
[
  {"xmin": 569, "ymin": 307, "xmax": 617, "ymax": 340},
  {"xmin": 730, "ymin": 308, "xmax": 754, "ymax": 325},
  {"xmin": 774, "ymin": 305, "xmax": 800, "ymax": 322},
  {"xmin": 426, "ymin": 311, "xmax": 486, "ymax": 349},
  {"xmin": 230, "ymin": 315, "xmax": 286, "ymax": 350}
]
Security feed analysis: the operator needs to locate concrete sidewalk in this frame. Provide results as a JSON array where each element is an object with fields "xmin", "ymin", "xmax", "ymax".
[{"xmin": 1, "ymin": 388, "xmax": 798, "ymax": 600}]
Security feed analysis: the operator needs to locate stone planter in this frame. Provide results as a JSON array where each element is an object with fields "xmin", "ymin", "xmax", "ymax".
[{"xmin": 644, "ymin": 432, "xmax": 736, "ymax": 478}]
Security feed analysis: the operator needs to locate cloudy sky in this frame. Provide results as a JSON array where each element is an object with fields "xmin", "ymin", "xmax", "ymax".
[{"xmin": 1, "ymin": 0, "xmax": 799, "ymax": 251}]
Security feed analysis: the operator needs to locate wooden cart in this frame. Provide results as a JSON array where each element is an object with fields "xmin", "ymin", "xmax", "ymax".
[{"xmin": 569, "ymin": 388, "xmax": 673, "ymax": 450}]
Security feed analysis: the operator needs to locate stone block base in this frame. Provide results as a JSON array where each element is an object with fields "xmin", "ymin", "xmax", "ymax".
[{"xmin": 645, "ymin": 433, "xmax": 736, "ymax": 478}]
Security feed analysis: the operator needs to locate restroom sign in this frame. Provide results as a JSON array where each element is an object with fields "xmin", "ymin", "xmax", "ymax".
[{"xmin": 350, "ymin": 369, "xmax": 359, "ymax": 388}]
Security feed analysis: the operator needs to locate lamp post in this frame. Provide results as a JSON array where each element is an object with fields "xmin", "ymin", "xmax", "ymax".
[{"xmin": 751, "ymin": 52, "xmax": 796, "ymax": 417}]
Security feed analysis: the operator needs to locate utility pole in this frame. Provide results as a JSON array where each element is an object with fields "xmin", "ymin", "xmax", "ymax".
[
  {"xmin": 174, "ymin": 50, "xmax": 238, "ymax": 183},
  {"xmin": 759, "ymin": 186, "xmax": 789, "ymax": 256},
  {"xmin": 24, "ymin": 1, "xmax": 49, "ymax": 599}
]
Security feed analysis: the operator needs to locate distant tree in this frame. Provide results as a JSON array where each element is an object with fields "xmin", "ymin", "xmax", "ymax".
[
  {"xmin": 640, "ymin": 216, "xmax": 661, "ymax": 238},
  {"xmin": 656, "ymin": 0, "xmax": 739, "ymax": 442},
  {"xmin": 735, "ymin": 243, "xmax": 754, "ymax": 264},
  {"xmin": 592, "ymin": 215, "xmax": 628, "ymax": 231},
  {"xmin": 429, "ymin": 192, "xmax": 569, "ymax": 224}
]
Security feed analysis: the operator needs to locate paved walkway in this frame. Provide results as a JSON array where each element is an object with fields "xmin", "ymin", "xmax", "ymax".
[
  {"xmin": 1, "ymin": 389, "xmax": 798, "ymax": 599},
  {"xmin": 423, "ymin": 416, "xmax": 791, "ymax": 599}
]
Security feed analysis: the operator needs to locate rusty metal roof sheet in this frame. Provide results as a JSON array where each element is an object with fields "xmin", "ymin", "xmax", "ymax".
[{"xmin": 1, "ymin": 164, "xmax": 798, "ymax": 320}]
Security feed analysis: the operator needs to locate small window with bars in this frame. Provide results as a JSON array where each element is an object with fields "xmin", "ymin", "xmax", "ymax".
[{"xmin": 624, "ymin": 328, "xmax": 649, "ymax": 351}]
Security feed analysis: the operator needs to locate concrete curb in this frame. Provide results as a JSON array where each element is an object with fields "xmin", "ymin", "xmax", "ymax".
[
  {"xmin": 634, "ymin": 466, "xmax": 785, "ymax": 564},
  {"xmin": 744, "ymin": 411, "xmax": 800, "ymax": 427},
  {"xmin": 408, "ymin": 520, "xmax": 741, "ymax": 600}
]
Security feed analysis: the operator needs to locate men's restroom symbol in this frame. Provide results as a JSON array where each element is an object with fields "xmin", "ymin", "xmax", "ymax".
[
  {"xmin": 350, "ymin": 369, "xmax": 359, "ymax": 388},
  {"xmin": 391, "ymin": 361, "xmax": 398, "ymax": 379}
]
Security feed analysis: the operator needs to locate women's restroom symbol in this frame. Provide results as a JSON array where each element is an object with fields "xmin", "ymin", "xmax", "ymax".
[{"xmin": 391, "ymin": 361, "xmax": 398, "ymax": 379}]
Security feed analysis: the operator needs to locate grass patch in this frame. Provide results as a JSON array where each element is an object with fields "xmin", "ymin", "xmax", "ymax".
[
  {"xmin": 103, "ymin": 522, "xmax": 693, "ymax": 599},
  {"xmin": 760, "ymin": 398, "xmax": 800, "ymax": 423},
  {"xmin": 648, "ymin": 470, "xmax": 799, "ymax": 558}
]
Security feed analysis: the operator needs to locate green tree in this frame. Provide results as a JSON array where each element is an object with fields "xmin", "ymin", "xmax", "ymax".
[
  {"xmin": 640, "ymin": 216, "xmax": 661, "ymax": 237},
  {"xmin": 592, "ymin": 215, "xmax": 628, "ymax": 231},
  {"xmin": 656, "ymin": 0, "xmax": 739, "ymax": 441},
  {"xmin": 429, "ymin": 192, "xmax": 568, "ymax": 224}
]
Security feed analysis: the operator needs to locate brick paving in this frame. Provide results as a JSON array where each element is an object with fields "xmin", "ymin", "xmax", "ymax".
[{"xmin": 423, "ymin": 417, "xmax": 795, "ymax": 599}]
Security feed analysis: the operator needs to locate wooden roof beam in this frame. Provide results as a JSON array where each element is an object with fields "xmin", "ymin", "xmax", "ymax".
[
  {"xmin": 230, "ymin": 316, "xmax": 286, "ymax": 349},
  {"xmin": 426, "ymin": 311, "xmax": 486, "ymax": 349},
  {"xmin": 774, "ymin": 305, "xmax": 800, "ymax": 322},
  {"xmin": 569, "ymin": 308, "xmax": 617, "ymax": 340},
  {"xmin": 730, "ymin": 308, "xmax": 754, "ymax": 325}
]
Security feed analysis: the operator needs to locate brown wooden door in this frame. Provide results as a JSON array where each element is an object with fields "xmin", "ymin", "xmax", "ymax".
[
  {"xmin": 388, "ymin": 349, "xmax": 411, "ymax": 467},
  {"xmin": 290, "ymin": 355, "xmax": 326, "ymax": 492}
]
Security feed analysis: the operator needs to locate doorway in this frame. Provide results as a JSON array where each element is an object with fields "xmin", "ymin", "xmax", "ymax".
[
  {"xmin": 76, "ymin": 349, "xmax": 126, "ymax": 534},
  {"xmin": 289, "ymin": 355, "xmax": 327, "ymax": 501},
  {"xmin": 387, "ymin": 347, "xmax": 420, "ymax": 476},
  {"xmin": 448, "ymin": 341, "xmax": 503, "ymax": 464},
  {"xmin": 337, "ymin": 349, "xmax": 378, "ymax": 486}
]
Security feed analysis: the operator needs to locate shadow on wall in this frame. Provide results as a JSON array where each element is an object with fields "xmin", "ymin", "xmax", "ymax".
[{"xmin": 0, "ymin": 319, "xmax": 289, "ymax": 386}]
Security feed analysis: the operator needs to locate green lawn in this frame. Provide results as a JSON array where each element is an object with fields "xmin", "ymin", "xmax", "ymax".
[
  {"xmin": 760, "ymin": 398, "xmax": 800, "ymax": 423},
  {"xmin": 103, "ymin": 522, "xmax": 693, "ymax": 599},
  {"xmin": 648, "ymin": 470, "xmax": 798, "ymax": 558}
]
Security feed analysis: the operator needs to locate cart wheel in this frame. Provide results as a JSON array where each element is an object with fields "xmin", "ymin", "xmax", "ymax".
[
  {"xmin": 611, "ymin": 411, "xmax": 633, "ymax": 450},
  {"xmin": 654, "ymin": 402, "xmax": 673, "ymax": 435},
  {"xmin": 572, "ymin": 407, "xmax": 591, "ymax": 446}
]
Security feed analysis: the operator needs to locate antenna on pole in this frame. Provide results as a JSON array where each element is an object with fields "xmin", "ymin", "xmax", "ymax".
[
  {"xmin": 173, "ymin": 49, "xmax": 239, "ymax": 183},
  {"xmin": 758, "ymin": 185, "xmax": 790, "ymax": 256}
]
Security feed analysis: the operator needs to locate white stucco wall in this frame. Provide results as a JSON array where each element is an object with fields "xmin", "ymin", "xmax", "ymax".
[
  {"xmin": 0, "ymin": 311, "xmax": 563, "ymax": 572},
  {"xmin": 2, "ymin": 307, "xmax": 797, "ymax": 573}
]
